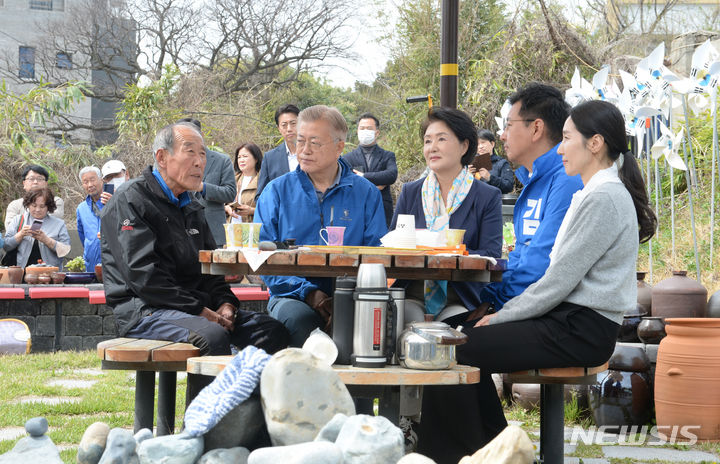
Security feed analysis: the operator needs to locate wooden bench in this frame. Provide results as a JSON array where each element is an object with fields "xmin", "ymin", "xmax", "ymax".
[
  {"xmin": 29, "ymin": 286, "xmax": 90, "ymax": 351},
  {"xmin": 508, "ymin": 363, "xmax": 608, "ymax": 464},
  {"xmin": 98, "ymin": 338, "xmax": 200, "ymax": 436}
]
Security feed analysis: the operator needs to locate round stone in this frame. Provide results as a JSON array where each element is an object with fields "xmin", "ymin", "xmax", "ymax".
[{"xmin": 25, "ymin": 417, "xmax": 48, "ymax": 437}]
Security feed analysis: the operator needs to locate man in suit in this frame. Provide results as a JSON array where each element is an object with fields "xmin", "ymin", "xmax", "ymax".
[
  {"xmin": 342, "ymin": 113, "xmax": 398, "ymax": 226},
  {"xmin": 178, "ymin": 118, "xmax": 237, "ymax": 246},
  {"xmin": 256, "ymin": 104, "xmax": 300, "ymax": 197}
]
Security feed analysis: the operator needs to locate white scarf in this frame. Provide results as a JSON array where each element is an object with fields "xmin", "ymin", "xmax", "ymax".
[{"xmin": 549, "ymin": 164, "xmax": 622, "ymax": 264}]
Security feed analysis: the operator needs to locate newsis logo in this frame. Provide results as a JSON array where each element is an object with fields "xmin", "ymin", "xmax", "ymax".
[{"xmin": 568, "ymin": 425, "xmax": 701, "ymax": 446}]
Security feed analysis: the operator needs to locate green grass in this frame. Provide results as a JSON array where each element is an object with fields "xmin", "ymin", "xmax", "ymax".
[{"xmin": 0, "ymin": 350, "xmax": 187, "ymax": 463}]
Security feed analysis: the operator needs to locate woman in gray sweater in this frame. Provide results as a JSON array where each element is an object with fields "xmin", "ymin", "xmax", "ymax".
[{"xmin": 418, "ymin": 100, "xmax": 657, "ymax": 463}]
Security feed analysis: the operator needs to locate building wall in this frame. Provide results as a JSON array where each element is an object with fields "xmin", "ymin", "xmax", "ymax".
[{"xmin": 0, "ymin": 0, "xmax": 132, "ymax": 143}]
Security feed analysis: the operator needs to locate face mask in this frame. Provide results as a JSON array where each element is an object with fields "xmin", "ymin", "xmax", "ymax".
[
  {"xmin": 110, "ymin": 177, "xmax": 126, "ymax": 188},
  {"xmin": 358, "ymin": 129, "xmax": 376, "ymax": 146}
]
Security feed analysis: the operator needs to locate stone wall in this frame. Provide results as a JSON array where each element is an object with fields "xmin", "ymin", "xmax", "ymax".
[{"xmin": 0, "ymin": 286, "xmax": 268, "ymax": 352}]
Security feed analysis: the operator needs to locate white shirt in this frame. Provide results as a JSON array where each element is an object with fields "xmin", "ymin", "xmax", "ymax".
[
  {"xmin": 239, "ymin": 175, "xmax": 253, "ymax": 194},
  {"xmin": 286, "ymin": 142, "xmax": 299, "ymax": 171}
]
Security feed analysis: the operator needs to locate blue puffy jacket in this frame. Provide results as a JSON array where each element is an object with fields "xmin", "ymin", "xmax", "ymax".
[
  {"xmin": 76, "ymin": 195, "xmax": 103, "ymax": 271},
  {"xmin": 480, "ymin": 145, "xmax": 583, "ymax": 309},
  {"xmin": 255, "ymin": 158, "xmax": 388, "ymax": 300}
]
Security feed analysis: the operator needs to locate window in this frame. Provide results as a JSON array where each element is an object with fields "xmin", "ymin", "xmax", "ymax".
[
  {"xmin": 56, "ymin": 52, "xmax": 72, "ymax": 69},
  {"xmin": 29, "ymin": 0, "xmax": 52, "ymax": 10},
  {"xmin": 19, "ymin": 46, "xmax": 35, "ymax": 79}
]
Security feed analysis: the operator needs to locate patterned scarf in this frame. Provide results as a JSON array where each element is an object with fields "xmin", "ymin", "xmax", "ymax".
[{"xmin": 421, "ymin": 167, "xmax": 474, "ymax": 315}]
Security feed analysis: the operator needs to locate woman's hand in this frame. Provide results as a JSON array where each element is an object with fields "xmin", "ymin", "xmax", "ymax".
[
  {"xmin": 474, "ymin": 313, "xmax": 498, "ymax": 327},
  {"xmin": 477, "ymin": 168, "xmax": 491, "ymax": 181},
  {"xmin": 467, "ymin": 165, "xmax": 477, "ymax": 174},
  {"xmin": 31, "ymin": 229, "xmax": 55, "ymax": 249},
  {"xmin": 14, "ymin": 225, "xmax": 32, "ymax": 242},
  {"xmin": 237, "ymin": 204, "xmax": 254, "ymax": 217},
  {"xmin": 225, "ymin": 204, "xmax": 240, "ymax": 219}
]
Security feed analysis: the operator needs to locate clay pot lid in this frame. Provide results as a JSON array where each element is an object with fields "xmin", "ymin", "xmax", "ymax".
[{"xmin": 624, "ymin": 304, "xmax": 648, "ymax": 317}]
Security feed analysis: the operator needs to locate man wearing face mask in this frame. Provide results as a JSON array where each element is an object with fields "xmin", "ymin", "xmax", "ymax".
[
  {"xmin": 101, "ymin": 159, "xmax": 130, "ymax": 205},
  {"xmin": 341, "ymin": 113, "xmax": 397, "ymax": 226}
]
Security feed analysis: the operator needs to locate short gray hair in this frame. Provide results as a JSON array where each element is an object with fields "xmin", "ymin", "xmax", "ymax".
[
  {"xmin": 152, "ymin": 122, "xmax": 203, "ymax": 159},
  {"xmin": 78, "ymin": 166, "xmax": 102, "ymax": 181},
  {"xmin": 298, "ymin": 105, "xmax": 348, "ymax": 142}
]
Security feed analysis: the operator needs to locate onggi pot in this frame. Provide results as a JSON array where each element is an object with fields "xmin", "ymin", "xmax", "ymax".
[{"xmin": 651, "ymin": 271, "xmax": 707, "ymax": 318}]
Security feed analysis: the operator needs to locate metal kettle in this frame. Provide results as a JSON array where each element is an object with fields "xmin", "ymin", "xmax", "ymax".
[
  {"xmin": 398, "ymin": 321, "xmax": 467, "ymax": 370},
  {"xmin": 351, "ymin": 263, "xmax": 395, "ymax": 368}
]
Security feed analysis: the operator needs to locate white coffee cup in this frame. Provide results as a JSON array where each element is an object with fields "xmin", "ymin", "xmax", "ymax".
[{"xmin": 396, "ymin": 214, "xmax": 416, "ymax": 232}]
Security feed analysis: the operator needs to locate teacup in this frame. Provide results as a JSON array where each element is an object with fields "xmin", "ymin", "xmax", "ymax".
[
  {"xmin": 240, "ymin": 223, "xmax": 262, "ymax": 248},
  {"xmin": 320, "ymin": 226, "xmax": 345, "ymax": 246},
  {"xmin": 445, "ymin": 229, "xmax": 466, "ymax": 247}
]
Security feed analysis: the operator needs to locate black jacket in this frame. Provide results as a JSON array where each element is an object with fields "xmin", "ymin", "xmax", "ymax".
[
  {"xmin": 342, "ymin": 144, "xmax": 398, "ymax": 226},
  {"xmin": 486, "ymin": 154, "xmax": 516, "ymax": 194},
  {"xmin": 100, "ymin": 166, "xmax": 239, "ymax": 336}
]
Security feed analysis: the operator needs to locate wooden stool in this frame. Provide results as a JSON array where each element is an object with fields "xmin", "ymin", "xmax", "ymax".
[
  {"xmin": 98, "ymin": 338, "xmax": 200, "ymax": 435},
  {"xmin": 508, "ymin": 363, "xmax": 608, "ymax": 464}
]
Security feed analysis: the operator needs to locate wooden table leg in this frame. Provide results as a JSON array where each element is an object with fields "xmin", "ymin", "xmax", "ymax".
[
  {"xmin": 157, "ymin": 371, "xmax": 176, "ymax": 436},
  {"xmin": 539, "ymin": 383, "xmax": 565, "ymax": 464},
  {"xmin": 185, "ymin": 373, "xmax": 213, "ymax": 409},
  {"xmin": 134, "ymin": 370, "xmax": 155, "ymax": 433}
]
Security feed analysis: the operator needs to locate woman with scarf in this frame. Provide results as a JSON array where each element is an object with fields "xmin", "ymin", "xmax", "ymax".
[
  {"xmin": 417, "ymin": 100, "xmax": 657, "ymax": 463},
  {"xmin": 391, "ymin": 107, "xmax": 503, "ymax": 323}
]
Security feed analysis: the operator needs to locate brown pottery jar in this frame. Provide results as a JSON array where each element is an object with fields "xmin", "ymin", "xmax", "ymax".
[
  {"xmin": 51, "ymin": 272, "xmax": 66, "ymax": 284},
  {"xmin": 618, "ymin": 304, "xmax": 647, "ymax": 343},
  {"xmin": 24, "ymin": 273, "xmax": 39, "ymax": 285},
  {"xmin": 651, "ymin": 271, "xmax": 707, "ymax": 318},
  {"xmin": 637, "ymin": 317, "xmax": 666, "ymax": 344},
  {"xmin": 706, "ymin": 289, "xmax": 720, "ymax": 318},
  {"xmin": 637, "ymin": 271, "xmax": 653, "ymax": 315},
  {"xmin": 655, "ymin": 318, "xmax": 720, "ymax": 440},
  {"xmin": 38, "ymin": 274, "xmax": 52, "ymax": 284},
  {"xmin": 94, "ymin": 264, "xmax": 103, "ymax": 283},
  {"xmin": 7, "ymin": 266, "xmax": 24, "ymax": 284}
]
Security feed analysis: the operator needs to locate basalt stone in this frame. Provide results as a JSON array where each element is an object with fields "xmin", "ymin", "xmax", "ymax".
[
  {"xmin": 314, "ymin": 413, "xmax": 348, "ymax": 443},
  {"xmin": 83, "ymin": 336, "xmax": 114, "ymax": 351},
  {"xmin": 25, "ymin": 417, "xmax": 48, "ymax": 437},
  {"xmin": 30, "ymin": 336, "xmax": 54, "ymax": 353},
  {"xmin": 65, "ymin": 315, "xmax": 102, "ymax": 336},
  {"xmin": 260, "ymin": 348, "xmax": 355, "ymax": 446},
  {"xmin": 198, "ymin": 447, "xmax": 250, "ymax": 464},
  {"xmin": 0, "ymin": 434, "xmax": 62, "ymax": 464},
  {"xmin": 136, "ymin": 431, "xmax": 203, "ymax": 464},
  {"xmin": 36, "ymin": 316, "xmax": 58, "ymax": 337},
  {"xmin": 103, "ymin": 316, "xmax": 118, "ymax": 335},
  {"xmin": 334, "ymin": 414, "xmax": 404, "ymax": 464},
  {"xmin": 78, "ymin": 422, "xmax": 110, "ymax": 464},
  {"xmin": 98, "ymin": 428, "xmax": 139, "ymax": 464},
  {"xmin": 247, "ymin": 441, "xmax": 343, "ymax": 464},
  {"xmin": 203, "ymin": 395, "xmax": 266, "ymax": 452},
  {"xmin": 133, "ymin": 429, "xmax": 153, "ymax": 444}
]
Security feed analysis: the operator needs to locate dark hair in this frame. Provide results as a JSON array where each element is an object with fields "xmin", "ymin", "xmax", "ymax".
[
  {"xmin": 23, "ymin": 187, "xmax": 57, "ymax": 213},
  {"xmin": 274, "ymin": 104, "xmax": 300, "ymax": 126},
  {"xmin": 477, "ymin": 128, "xmax": 497, "ymax": 156},
  {"xmin": 420, "ymin": 107, "xmax": 478, "ymax": 166},
  {"xmin": 508, "ymin": 82, "xmax": 569, "ymax": 145},
  {"xmin": 569, "ymin": 100, "xmax": 657, "ymax": 243},
  {"xmin": 357, "ymin": 113, "xmax": 380, "ymax": 128},
  {"xmin": 233, "ymin": 143, "xmax": 263, "ymax": 174},
  {"xmin": 177, "ymin": 117, "xmax": 202, "ymax": 131},
  {"xmin": 22, "ymin": 165, "xmax": 50, "ymax": 181}
]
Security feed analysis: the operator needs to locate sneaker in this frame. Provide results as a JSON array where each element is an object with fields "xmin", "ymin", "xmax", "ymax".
[{"xmin": 399, "ymin": 415, "xmax": 418, "ymax": 453}]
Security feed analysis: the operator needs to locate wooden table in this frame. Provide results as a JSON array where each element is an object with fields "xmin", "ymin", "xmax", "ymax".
[
  {"xmin": 199, "ymin": 248, "xmax": 506, "ymax": 281},
  {"xmin": 186, "ymin": 355, "xmax": 480, "ymax": 425}
]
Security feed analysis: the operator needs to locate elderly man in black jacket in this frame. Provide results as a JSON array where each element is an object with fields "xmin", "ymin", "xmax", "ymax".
[
  {"xmin": 341, "ymin": 113, "xmax": 398, "ymax": 226},
  {"xmin": 100, "ymin": 122, "xmax": 288, "ymax": 355}
]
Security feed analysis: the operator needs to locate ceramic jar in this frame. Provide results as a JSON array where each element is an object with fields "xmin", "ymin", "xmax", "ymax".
[
  {"xmin": 655, "ymin": 318, "xmax": 720, "ymax": 440},
  {"xmin": 51, "ymin": 272, "xmax": 66, "ymax": 284},
  {"xmin": 618, "ymin": 304, "xmax": 647, "ymax": 343},
  {"xmin": 24, "ymin": 273, "xmax": 39, "ymax": 285},
  {"xmin": 637, "ymin": 317, "xmax": 666, "ymax": 344},
  {"xmin": 651, "ymin": 271, "xmax": 707, "ymax": 319},
  {"xmin": 7, "ymin": 266, "xmax": 23, "ymax": 284},
  {"xmin": 94, "ymin": 264, "xmax": 103, "ymax": 283},
  {"xmin": 706, "ymin": 289, "xmax": 720, "ymax": 318},
  {"xmin": 38, "ymin": 274, "xmax": 52, "ymax": 284},
  {"xmin": 637, "ymin": 271, "xmax": 653, "ymax": 315},
  {"xmin": 589, "ymin": 344, "xmax": 652, "ymax": 427}
]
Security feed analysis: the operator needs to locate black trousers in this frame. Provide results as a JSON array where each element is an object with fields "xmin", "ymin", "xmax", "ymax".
[{"xmin": 417, "ymin": 302, "xmax": 620, "ymax": 464}]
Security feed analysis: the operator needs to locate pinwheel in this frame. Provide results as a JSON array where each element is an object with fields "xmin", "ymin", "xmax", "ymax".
[{"xmin": 495, "ymin": 99, "xmax": 511, "ymax": 137}]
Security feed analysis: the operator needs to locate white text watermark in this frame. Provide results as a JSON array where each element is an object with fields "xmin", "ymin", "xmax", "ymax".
[{"xmin": 568, "ymin": 425, "xmax": 701, "ymax": 445}]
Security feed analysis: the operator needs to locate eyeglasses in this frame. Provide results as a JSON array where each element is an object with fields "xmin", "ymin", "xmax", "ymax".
[
  {"xmin": 296, "ymin": 138, "xmax": 336, "ymax": 151},
  {"xmin": 24, "ymin": 176, "xmax": 46, "ymax": 183}
]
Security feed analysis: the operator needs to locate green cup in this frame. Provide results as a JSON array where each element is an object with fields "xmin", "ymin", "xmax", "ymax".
[{"xmin": 240, "ymin": 222, "xmax": 262, "ymax": 248}]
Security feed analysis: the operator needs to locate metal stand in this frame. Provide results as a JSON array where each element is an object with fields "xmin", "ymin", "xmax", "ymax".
[
  {"xmin": 157, "ymin": 371, "xmax": 177, "ymax": 436},
  {"xmin": 134, "ymin": 370, "xmax": 155, "ymax": 433},
  {"xmin": 539, "ymin": 384, "xmax": 565, "ymax": 464}
]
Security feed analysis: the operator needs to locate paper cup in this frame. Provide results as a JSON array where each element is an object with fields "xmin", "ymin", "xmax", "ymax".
[
  {"xmin": 240, "ymin": 222, "xmax": 262, "ymax": 248},
  {"xmin": 396, "ymin": 214, "xmax": 416, "ymax": 232},
  {"xmin": 223, "ymin": 223, "xmax": 243, "ymax": 248},
  {"xmin": 446, "ymin": 229, "xmax": 466, "ymax": 247}
]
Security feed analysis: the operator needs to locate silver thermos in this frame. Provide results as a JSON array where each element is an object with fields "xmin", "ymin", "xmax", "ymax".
[{"xmin": 352, "ymin": 263, "xmax": 391, "ymax": 368}]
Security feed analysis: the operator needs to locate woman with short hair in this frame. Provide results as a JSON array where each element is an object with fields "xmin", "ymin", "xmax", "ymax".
[
  {"xmin": 3, "ymin": 188, "xmax": 71, "ymax": 268},
  {"xmin": 225, "ymin": 143, "xmax": 263, "ymax": 223}
]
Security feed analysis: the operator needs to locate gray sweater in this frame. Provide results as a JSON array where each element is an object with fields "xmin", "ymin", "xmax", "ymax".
[{"xmin": 491, "ymin": 182, "xmax": 638, "ymax": 326}]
